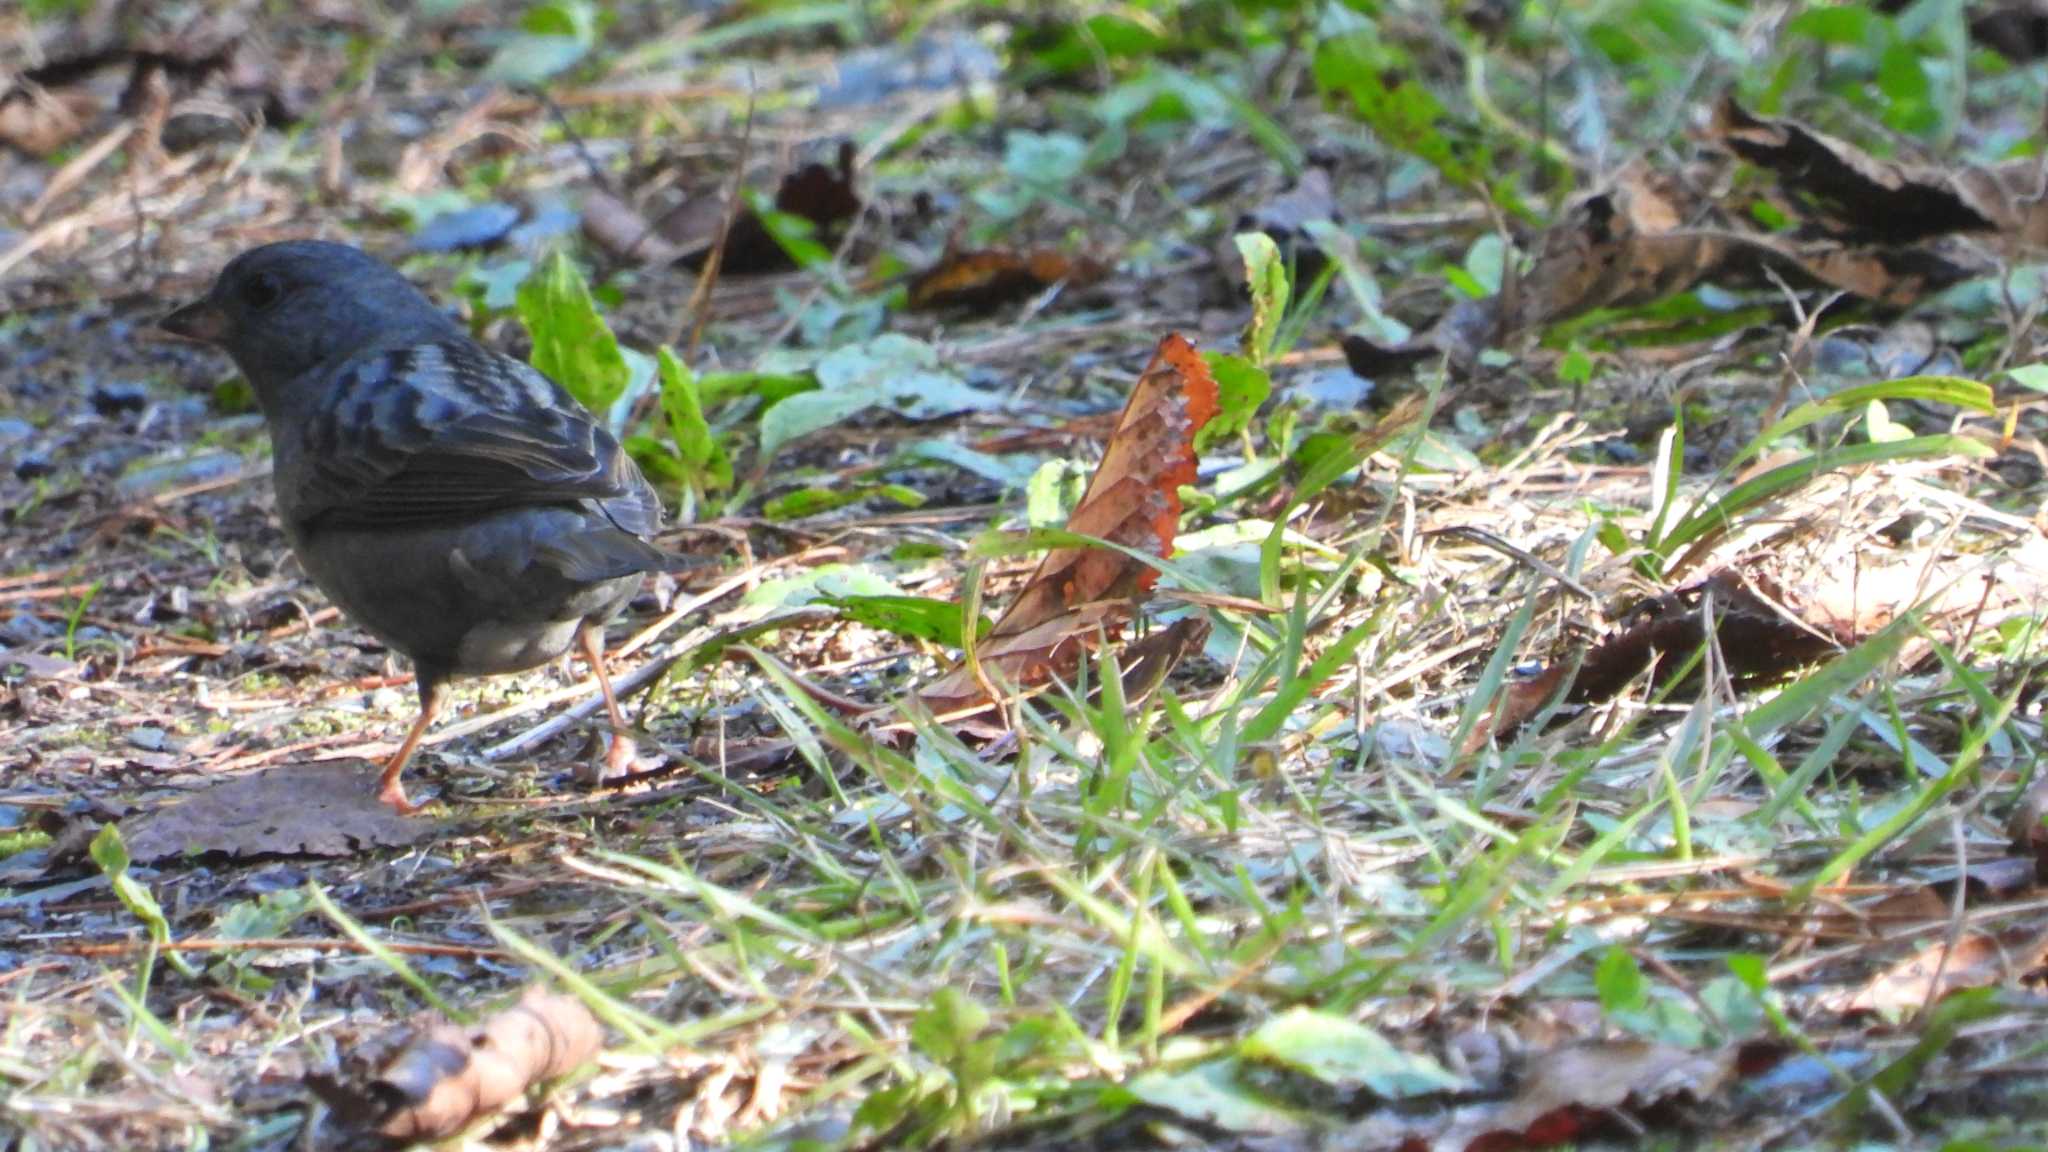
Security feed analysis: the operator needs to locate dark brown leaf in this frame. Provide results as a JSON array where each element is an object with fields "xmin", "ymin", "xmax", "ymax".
[
  {"xmin": 120, "ymin": 761, "xmax": 438, "ymax": 862},
  {"xmin": 1710, "ymin": 96, "xmax": 2048, "ymax": 247},
  {"xmin": 908, "ymin": 246, "xmax": 1109, "ymax": 312}
]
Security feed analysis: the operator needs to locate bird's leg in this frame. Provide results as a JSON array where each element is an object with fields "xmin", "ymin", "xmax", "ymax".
[
  {"xmin": 578, "ymin": 625, "xmax": 639, "ymax": 780},
  {"xmin": 378, "ymin": 674, "xmax": 446, "ymax": 815}
]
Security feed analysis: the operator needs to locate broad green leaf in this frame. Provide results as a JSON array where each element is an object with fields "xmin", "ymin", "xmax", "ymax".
[
  {"xmin": 763, "ymin": 482, "xmax": 922, "ymax": 520},
  {"xmin": 824, "ymin": 595, "xmax": 986, "ymax": 648},
  {"xmin": 1026, "ymin": 459, "xmax": 1089, "ymax": 527},
  {"xmin": 1596, "ymin": 946, "xmax": 1648, "ymax": 1014},
  {"xmin": 758, "ymin": 335, "xmax": 993, "ymax": 461},
  {"xmin": 1122, "ymin": 1060, "xmax": 1307, "ymax": 1134},
  {"xmin": 517, "ymin": 250, "xmax": 629, "ymax": 416},
  {"xmin": 904, "ymin": 440, "xmax": 1040, "ymax": 488},
  {"xmin": 1235, "ymin": 232, "xmax": 1290, "ymax": 367},
  {"xmin": 655, "ymin": 346, "xmax": 732, "ymax": 497},
  {"xmin": 2007, "ymin": 364, "xmax": 2048, "ymax": 393},
  {"xmin": 910, "ymin": 987, "xmax": 991, "ymax": 1064},
  {"xmin": 742, "ymin": 563, "xmax": 898, "ymax": 610},
  {"xmin": 1242, "ymin": 1008, "xmax": 1465, "ymax": 1098},
  {"xmin": 1200, "ymin": 352, "xmax": 1272, "ymax": 449},
  {"xmin": 484, "ymin": 0, "xmax": 598, "ymax": 84}
]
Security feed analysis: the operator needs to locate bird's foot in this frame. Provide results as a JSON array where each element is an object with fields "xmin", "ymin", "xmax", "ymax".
[
  {"xmin": 376, "ymin": 779, "xmax": 434, "ymax": 816},
  {"xmin": 576, "ymin": 729, "xmax": 649, "ymax": 787}
]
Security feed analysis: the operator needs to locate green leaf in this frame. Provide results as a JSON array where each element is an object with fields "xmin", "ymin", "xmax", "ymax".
[
  {"xmin": 742, "ymin": 563, "xmax": 899, "ymax": 610},
  {"xmin": 1200, "ymin": 352, "xmax": 1272, "ymax": 449},
  {"xmin": 1242, "ymin": 1008, "xmax": 1466, "ymax": 1098},
  {"xmin": 1123, "ymin": 1059, "xmax": 1307, "ymax": 1135},
  {"xmin": 911, "ymin": 987, "xmax": 991, "ymax": 1064},
  {"xmin": 1731, "ymin": 376, "xmax": 1991, "ymax": 468},
  {"xmin": 1026, "ymin": 459, "xmax": 1089, "ymax": 527},
  {"xmin": 762, "ymin": 482, "xmax": 923, "ymax": 520},
  {"xmin": 1864, "ymin": 399, "xmax": 1912, "ymax": 444},
  {"xmin": 655, "ymin": 346, "xmax": 732, "ymax": 497},
  {"xmin": 516, "ymin": 250, "xmax": 630, "ymax": 417},
  {"xmin": 92, "ymin": 824, "xmax": 199, "ymax": 980},
  {"xmin": 903, "ymin": 440, "xmax": 1040, "ymax": 488},
  {"xmin": 1595, "ymin": 946, "xmax": 1648, "ymax": 1014},
  {"xmin": 758, "ymin": 335, "xmax": 993, "ymax": 462},
  {"xmin": 484, "ymin": 0, "xmax": 599, "ymax": 85},
  {"xmin": 825, "ymin": 594, "xmax": 985, "ymax": 648},
  {"xmin": 2007, "ymin": 364, "xmax": 2048, "ymax": 394},
  {"xmin": 1558, "ymin": 345, "xmax": 1594, "ymax": 386},
  {"xmin": 1463, "ymin": 233, "xmax": 1506, "ymax": 296},
  {"xmin": 1235, "ymin": 232, "xmax": 1291, "ymax": 367}
]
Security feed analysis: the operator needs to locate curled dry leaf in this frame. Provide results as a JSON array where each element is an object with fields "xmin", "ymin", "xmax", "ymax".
[
  {"xmin": 908, "ymin": 245, "xmax": 1109, "ymax": 312},
  {"xmin": 1822, "ymin": 929, "xmax": 2048, "ymax": 1016},
  {"xmin": 1710, "ymin": 96, "xmax": 2048, "ymax": 248},
  {"xmin": 1342, "ymin": 166, "xmax": 1726, "ymax": 374},
  {"xmin": 1476, "ymin": 534, "xmax": 2048, "ymax": 745},
  {"xmin": 370, "ymin": 987, "xmax": 603, "ymax": 1142},
  {"xmin": 917, "ymin": 334, "xmax": 1219, "ymax": 715},
  {"xmin": 1440, "ymin": 1040, "xmax": 1733, "ymax": 1151},
  {"xmin": 584, "ymin": 142, "xmax": 862, "ymax": 274}
]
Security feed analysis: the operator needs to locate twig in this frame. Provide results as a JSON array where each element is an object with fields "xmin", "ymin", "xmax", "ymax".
[
  {"xmin": 58, "ymin": 936, "xmax": 510, "ymax": 960},
  {"xmin": 673, "ymin": 75, "xmax": 756, "ymax": 356}
]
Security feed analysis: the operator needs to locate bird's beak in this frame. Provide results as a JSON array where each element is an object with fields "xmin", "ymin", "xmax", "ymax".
[{"xmin": 157, "ymin": 299, "xmax": 229, "ymax": 344}]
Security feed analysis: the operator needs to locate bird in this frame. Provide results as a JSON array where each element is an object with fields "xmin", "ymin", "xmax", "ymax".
[{"xmin": 159, "ymin": 239, "xmax": 682, "ymax": 813}]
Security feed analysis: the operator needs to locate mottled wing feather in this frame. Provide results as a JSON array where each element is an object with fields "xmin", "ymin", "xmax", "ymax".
[{"xmin": 299, "ymin": 340, "xmax": 664, "ymax": 535}]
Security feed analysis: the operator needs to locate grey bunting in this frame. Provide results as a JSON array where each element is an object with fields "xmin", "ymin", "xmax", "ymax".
[{"xmin": 160, "ymin": 240, "xmax": 684, "ymax": 813}]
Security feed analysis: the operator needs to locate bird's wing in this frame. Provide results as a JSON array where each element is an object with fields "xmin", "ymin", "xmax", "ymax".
[{"xmin": 293, "ymin": 339, "xmax": 665, "ymax": 536}]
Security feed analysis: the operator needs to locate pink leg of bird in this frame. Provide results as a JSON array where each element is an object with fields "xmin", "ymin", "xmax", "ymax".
[
  {"xmin": 579, "ymin": 626, "xmax": 640, "ymax": 780},
  {"xmin": 377, "ymin": 678, "xmax": 447, "ymax": 815}
]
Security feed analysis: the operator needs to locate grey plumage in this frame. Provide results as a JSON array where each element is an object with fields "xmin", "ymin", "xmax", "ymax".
[{"xmin": 161, "ymin": 240, "xmax": 676, "ymax": 812}]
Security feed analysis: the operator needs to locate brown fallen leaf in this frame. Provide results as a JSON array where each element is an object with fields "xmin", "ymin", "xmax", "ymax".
[
  {"xmin": 1710, "ymin": 96, "xmax": 2048, "ymax": 248},
  {"xmin": 1476, "ymin": 531, "xmax": 2048, "ymax": 746},
  {"xmin": 1476, "ymin": 568, "xmax": 1840, "ymax": 747},
  {"xmin": 120, "ymin": 761, "xmax": 438, "ymax": 862},
  {"xmin": 1822, "ymin": 930, "xmax": 2048, "ymax": 1016},
  {"xmin": 1232, "ymin": 166, "xmax": 1339, "ymax": 282},
  {"xmin": 369, "ymin": 987, "xmax": 603, "ymax": 1142},
  {"xmin": 1443, "ymin": 1039, "xmax": 1733, "ymax": 1152},
  {"xmin": 586, "ymin": 142, "xmax": 863, "ymax": 274},
  {"xmin": 908, "ymin": 245, "xmax": 1109, "ymax": 312},
  {"xmin": 918, "ymin": 334, "xmax": 1219, "ymax": 715}
]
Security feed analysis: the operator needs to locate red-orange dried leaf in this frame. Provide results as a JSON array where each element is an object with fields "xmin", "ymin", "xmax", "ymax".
[
  {"xmin": 908, "ymin": 246, "xmax": 1108, "ymax": 312},
  {"xmin": 372, "ymin": 987, "xmax": 603, "ymax": 1141},
  {"xmin": 918, "ymin": 334, "xmax": 1219, "ymax": 715}
]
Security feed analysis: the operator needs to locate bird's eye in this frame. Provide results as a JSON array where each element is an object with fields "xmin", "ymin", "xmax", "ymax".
[{"xmin": 240, "ymin": 272, "xmax": 283, "ymax": 311}]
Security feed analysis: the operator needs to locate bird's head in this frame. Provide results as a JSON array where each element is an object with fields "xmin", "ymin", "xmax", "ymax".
[{"xmin": 159, "ymin": 241, "xmax": 458, "ymax": 405}]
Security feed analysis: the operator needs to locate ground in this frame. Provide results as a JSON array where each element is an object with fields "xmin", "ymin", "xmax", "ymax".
[{"xmin": 5, "ymin": 2, "xmax": 2048, "ymax": 1150}]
